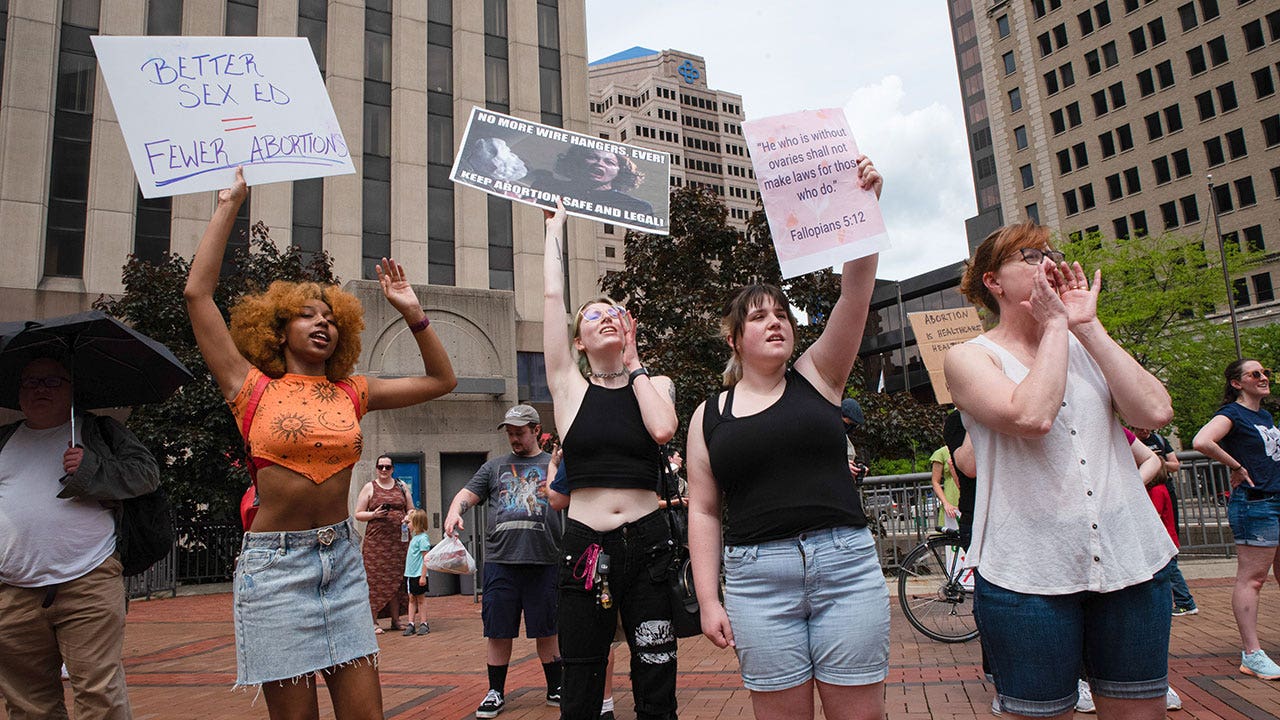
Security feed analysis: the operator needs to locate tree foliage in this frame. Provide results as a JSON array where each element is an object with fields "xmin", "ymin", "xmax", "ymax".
[
  {"xmin": 602, "ymin": 186, "xmax": 946, "ymax": 461},
  {"xmin": 94, "ymin": 222, "xmax": 339, "ymax": 524},
  {"xmin": 1061, "ymin": 230, "xmax": 1278, "ymax": 437}
]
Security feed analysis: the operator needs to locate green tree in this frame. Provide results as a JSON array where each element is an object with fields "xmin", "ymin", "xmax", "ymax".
[
  {"xmin": 94, "ymin": 222, "xmax": 339, "ymax": 524},
  {"xmin": 1061, "ymin": 230, "xmax": 1276, "ymax": 436}
]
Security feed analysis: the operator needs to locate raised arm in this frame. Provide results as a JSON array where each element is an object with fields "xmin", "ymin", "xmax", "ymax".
[
  {"xmin": 366, "ymin": 257, "xmax": 457, "ymax": 411},
  {"xmin": 183, "ymin": 168, "xmax": 252, "ymax": 402},
  {"xmin": 686, "ymin": 402, "xmax": 733, "ymax": 649},
  {"xmin": 542, "ymin": 205, "xmax": 586, "ymax": 405},
  {"xmin": 795, "ymin": 156, "xmax": 882, "ymax": 400},
  {"xmin": 1060, "ymin": 263, "xmax": 1173, "ymax": 429}
]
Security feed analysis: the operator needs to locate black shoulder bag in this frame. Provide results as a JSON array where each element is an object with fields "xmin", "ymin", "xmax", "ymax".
[{"xmin": 659, "ymin": 446, "xmax": 701, "ymax": 638}]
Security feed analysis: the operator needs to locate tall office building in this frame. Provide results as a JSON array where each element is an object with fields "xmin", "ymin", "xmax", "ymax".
[
  {"xmin": 0, "ymin": 0, "xmax": 593, "ymax": 533},
  {"xmin": 586, "ymin": 47, "xmax": 758, "ymax": 272},
  {"xmin": 948, "ymin": 0, "xmax": 1280, "ymax": 321}
]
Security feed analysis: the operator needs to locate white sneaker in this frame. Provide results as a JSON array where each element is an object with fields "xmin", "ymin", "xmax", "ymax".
[
  {"xmin": 1166, "ymin": 686, "xmax": 1182, "ymax": 711},
  {"xmin": 1075, "ymin": 679, "xmax": 1096, "ymax": 713}
]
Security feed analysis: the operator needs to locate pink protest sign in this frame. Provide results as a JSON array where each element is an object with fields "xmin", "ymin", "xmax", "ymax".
[{"xmin": 741, "ymin": 108, "xmax": 889, "ymax": 278}]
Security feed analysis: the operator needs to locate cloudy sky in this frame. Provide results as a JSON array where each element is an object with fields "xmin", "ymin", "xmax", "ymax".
[{"xmin": 585, "ymin": 0, "xmax": 978, "ymax": 281}]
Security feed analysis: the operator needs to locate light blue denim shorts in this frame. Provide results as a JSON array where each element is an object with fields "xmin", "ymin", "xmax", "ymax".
[
  {"xmin": 233, "ymin": 519, "xmax": 379, "ymax": 686},
  {"xmin": 723, "ymin": 525, "xmax": 890, "ymax": 692}
]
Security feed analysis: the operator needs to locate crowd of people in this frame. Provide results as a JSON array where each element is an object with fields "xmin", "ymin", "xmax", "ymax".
[{"xmin": 4, "ymin": 155, "xmax": 1280, "ymax": 720}]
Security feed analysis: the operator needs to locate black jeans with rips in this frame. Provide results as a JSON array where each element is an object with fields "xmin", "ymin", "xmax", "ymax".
[{"xmin": 558, "ymin": 510, "xmax": 678, "ymax": 720}]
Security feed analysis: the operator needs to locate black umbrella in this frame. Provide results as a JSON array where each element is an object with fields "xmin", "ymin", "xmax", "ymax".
[{"xmin": 0, "ymin": 311, "xmax": 194, "ymax": 438}]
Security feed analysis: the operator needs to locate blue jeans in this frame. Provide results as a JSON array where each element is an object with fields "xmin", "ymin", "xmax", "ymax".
[
  {"xmin": 723, "ymin": 525, "xmax": 889, "ymax": 691},
  {"xmin": 974, "ymin": 567, "xmax": 1171, "ymax": 717},
  {"xmin": 1228, "ymin": 492, "xmax": 1280, "ymax": 547},
  {"xmin": 1159, "ymin": 556, "xmax": 1196, "ymax": 610}
]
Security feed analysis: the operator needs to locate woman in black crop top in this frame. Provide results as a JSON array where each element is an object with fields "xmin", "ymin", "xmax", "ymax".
[
  {"xmin": 685, "ymin": 157, "xmax": 889, "ymax": 720},
  {"xmin": 542, "ymin": 202, "xmax": 679, "ymax": 720}
]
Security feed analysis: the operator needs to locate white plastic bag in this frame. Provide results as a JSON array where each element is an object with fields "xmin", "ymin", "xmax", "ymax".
[{"xmin": 425, "ymin": 535, "xmax": 476, "ymax": 575}]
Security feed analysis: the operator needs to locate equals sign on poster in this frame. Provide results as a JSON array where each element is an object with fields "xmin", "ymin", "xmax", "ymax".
[{"xmin": 221, "ymin": 116, "xmax": 256, "ymax": 132}]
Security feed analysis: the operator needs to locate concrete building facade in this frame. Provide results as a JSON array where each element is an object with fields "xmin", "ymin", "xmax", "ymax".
[
  {"xmin": 948, "ymin": 0, "xmax": 1280, "ymax": 323},
  {"xmin": 0, "ymin": 0, "xmax": 596, "ymax": 540},
  {"xmin": 585, "ymin": 47, "xmax": 758, "ymax": 273}
]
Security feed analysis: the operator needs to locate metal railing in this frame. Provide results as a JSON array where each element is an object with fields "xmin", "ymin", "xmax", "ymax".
[{"xmin": 860, "ymin": 451, "xmax": 1237, "ymax": 573}]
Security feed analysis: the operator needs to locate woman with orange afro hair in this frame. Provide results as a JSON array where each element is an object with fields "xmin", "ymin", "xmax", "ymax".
[{"xmin": 184, "ymin": 168, "xmax": 456, "ymax": 718}]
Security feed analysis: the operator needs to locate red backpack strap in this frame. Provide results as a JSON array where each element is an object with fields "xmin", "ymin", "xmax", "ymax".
[
  {"xmin": 334, "ymin": 379, "xmax": 364, "ymax": 420},
  {"xmin": 241, "ymin": 373, "xmax": 272, "ymax": 485}
]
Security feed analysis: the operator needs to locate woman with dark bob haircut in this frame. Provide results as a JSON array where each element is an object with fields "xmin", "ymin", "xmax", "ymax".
[
  {"xmin": 185, "ymin": 168, "xmax": 456, "ymax": 718},
  {"xmin": 685, "ymin": 157, "xmax": 888, "ymax": 720},
  {"xmin": 1194, "ymin": 358, "xmax": 1280, "ymax": 681},
  {"xmin": 530, "ymin": 146, "xmax": 653, "ymax": 215},
  {"xmin": 945, "ymin": 222, "xmax": 1177, "ymax": 718}
]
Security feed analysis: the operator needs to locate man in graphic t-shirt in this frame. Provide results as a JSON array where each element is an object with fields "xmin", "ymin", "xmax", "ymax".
[{"xmin": 444, "ymin": 405, "xmax": 562, "ymax": 719}]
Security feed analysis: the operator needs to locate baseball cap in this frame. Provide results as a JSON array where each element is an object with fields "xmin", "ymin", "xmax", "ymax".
[
  {"xmin": 498, "ymin": 404, "xmax": 540, "ymax": 428},
  {"xmin": 840, "ymin": 398, "xmax": 864, "ymax": 428}
]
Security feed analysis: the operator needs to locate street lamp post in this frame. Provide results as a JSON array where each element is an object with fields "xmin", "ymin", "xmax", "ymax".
[{"xmin": 1207, "ymin": 174, "xmax": 1243, "ymax": 362}]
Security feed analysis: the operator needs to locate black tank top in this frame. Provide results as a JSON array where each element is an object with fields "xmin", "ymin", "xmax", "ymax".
[
  {"xmin": 703, "ymin": 369, "xmax": 867, "ymax": 545},
  {"xmin": 562, "ymin": 383, "xmax": 661, "ymax": 491}
]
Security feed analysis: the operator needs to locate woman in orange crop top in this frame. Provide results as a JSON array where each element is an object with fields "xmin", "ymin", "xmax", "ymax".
[{"xmin": 185, "ymin": 168, "xmax": 456, "ymax": 718}]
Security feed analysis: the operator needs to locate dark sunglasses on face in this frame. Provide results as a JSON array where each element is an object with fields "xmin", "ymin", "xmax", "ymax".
[
  {"xmin": 376, "ymin": 464, "xmax": 393, "ymax": 470},
  {"xmin": 1243, "ymin": 369, "xmax": 1273, "ymax": 381},
  {"xmin": 1014, "ymin": 247, "xmax": 1066, "ymax": 265},
  {"xmin": 20, "ymin": 376, "xmax": 70, "ymax": 389},
  {"xmin": 581, "ymin": 306, "xmax": 626, "ymax": 323}
]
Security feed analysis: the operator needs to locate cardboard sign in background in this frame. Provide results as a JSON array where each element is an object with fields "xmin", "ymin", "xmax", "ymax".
[
  {"xmin": 907, "ymin": 307, "xmax": 984, "ymax": 405},
  {"xmin": 450, "ymin": 107, "xmax": 671, "ymax": 234},
  {"xmin": 92, "ymin": 36, "xmax": 354, "ymax": 197},
  {"xmin": 741, "ymin": 108, "xmax": 889, "ymax": 278}
]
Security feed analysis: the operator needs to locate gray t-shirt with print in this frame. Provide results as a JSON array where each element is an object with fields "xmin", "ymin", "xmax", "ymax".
[{"xmin": 464, "ymin": 451, "xmax": 561, "ymax": 565}]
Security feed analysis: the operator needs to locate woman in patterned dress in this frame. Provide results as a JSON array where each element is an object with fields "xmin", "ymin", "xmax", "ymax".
[{"xmin": 355, "ymin": 454, "xmax": 414, "ymax": 633}]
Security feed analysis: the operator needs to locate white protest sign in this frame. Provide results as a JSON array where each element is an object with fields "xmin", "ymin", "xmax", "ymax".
[
  {"xmin": 741, "ymin": 108, "xmax": 889, "ymax": 278},
  {"xmin": 91, "ymin": 36, "xmax": 354, "ymax": 198}
]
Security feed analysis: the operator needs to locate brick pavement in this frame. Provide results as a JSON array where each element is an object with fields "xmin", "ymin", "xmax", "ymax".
[{"xmin": 5, "ymin": 572, "xmax": 1280, "ymax": 719}]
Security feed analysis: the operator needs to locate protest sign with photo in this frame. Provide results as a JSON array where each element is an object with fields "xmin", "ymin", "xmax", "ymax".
[
  {"xmin": 742, "ymin": 108, "xmax": 889, "ymax": 278},
  {"xmin": 906, "ymin": 307, "xmax": 984, "ymax": 405},
  {"xmin": 91, "ymin": 36, "xmax": 354, "ymax": 198},
  {"xmin": 450, "ymin": 107, "xmax": 671, "ymax": 235}
]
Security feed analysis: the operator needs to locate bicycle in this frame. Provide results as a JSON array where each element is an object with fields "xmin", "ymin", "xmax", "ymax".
[{"xmin": 897, "ymin": 529, "xmax": 979, "ymax": 643}]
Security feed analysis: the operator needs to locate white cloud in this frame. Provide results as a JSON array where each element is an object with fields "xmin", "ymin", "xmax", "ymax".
[{"xmin": 843, "ymin": 76, "xmax": 976, "ymax": 281}]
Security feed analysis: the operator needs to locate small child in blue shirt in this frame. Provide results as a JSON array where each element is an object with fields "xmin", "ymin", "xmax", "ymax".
[{"xmin": 403, "ymin": 509, "xmax": 432, "ymax": 636}]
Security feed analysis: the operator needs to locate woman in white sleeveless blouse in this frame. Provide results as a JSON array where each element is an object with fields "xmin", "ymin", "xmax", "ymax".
[{"xmin": 944, "ymin": 223, "xmax": 1175, "ymax": 720}]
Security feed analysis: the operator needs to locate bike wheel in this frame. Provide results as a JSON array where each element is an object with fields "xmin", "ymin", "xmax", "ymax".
[{"xmin": 897, "ymin": 534, "xmax": 979, "ymax": 643}]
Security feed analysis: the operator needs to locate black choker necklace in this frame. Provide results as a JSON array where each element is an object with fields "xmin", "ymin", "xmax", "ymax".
[{"xmin": 589, "ymin": 369, "xmax": 626, "ymax": 379}]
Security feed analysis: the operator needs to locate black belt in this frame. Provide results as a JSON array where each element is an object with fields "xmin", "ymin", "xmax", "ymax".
[{"xmin": 1244, "ymin": 488, "xmax": 1280, "ymax": 501}]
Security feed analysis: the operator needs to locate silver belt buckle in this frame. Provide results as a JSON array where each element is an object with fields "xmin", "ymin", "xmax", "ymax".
[{"xmin": 316, "ymin": 527, "xmax": 336, "ymax": 546}]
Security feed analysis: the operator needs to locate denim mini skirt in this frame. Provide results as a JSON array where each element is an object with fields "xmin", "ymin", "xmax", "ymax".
[{"xmin": 233, "ymin": 519, "xmax": 379, "ymax": 686}]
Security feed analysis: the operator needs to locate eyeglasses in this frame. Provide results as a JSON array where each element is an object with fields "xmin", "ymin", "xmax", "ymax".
[
  {"xmin": 1011, "ymin": 247, "xmax": 1066, "ymax": 265},
  {"xmin": 1243, "ymin": 369, "xmax": 1273, "ymax": 381},
  {"xmin": 376, "ymin": 464, "xmax": 393, "ymax": 471},
  {"xmin": 20, "ymin": 376, "xmax": 70, "ymax": 389},
  {"xmin": 580, "ymin": 306, "xmax": 626, "ymax": 323}
]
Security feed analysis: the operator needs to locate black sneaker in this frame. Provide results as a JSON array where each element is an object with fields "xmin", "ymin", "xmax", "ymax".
[
  {"xmin": 476, "ymin": 689, "xmax": 505, "ymax": 718},
  {"xmin": 402, "ymin": 623, "xmax": 416, "ymax": 636},
  {"xmin": 600, "ymin": 712, "xmax": 615, "ymax": 720},
  {"xmin": 546, "ymin": 686, "xmax": 561, "ymax": 707}
]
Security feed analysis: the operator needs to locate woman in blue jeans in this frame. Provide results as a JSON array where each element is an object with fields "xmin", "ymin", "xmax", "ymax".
[
  {"xmin": 686, "ymin": 157, "xmax": 886, "ymax": 720},
  {"xmin": 1194, "ymin": 358, "xmax": 1280, "ymax": 680},
  {"xmin": 945, "ymin": 222, "xmax": 1176, "ymax": 719}
]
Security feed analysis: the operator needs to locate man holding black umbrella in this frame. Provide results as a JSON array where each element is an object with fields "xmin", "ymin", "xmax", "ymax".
[{"xmin": 0, "ymin": 354, "xmax": 159, "ymax": 720}]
